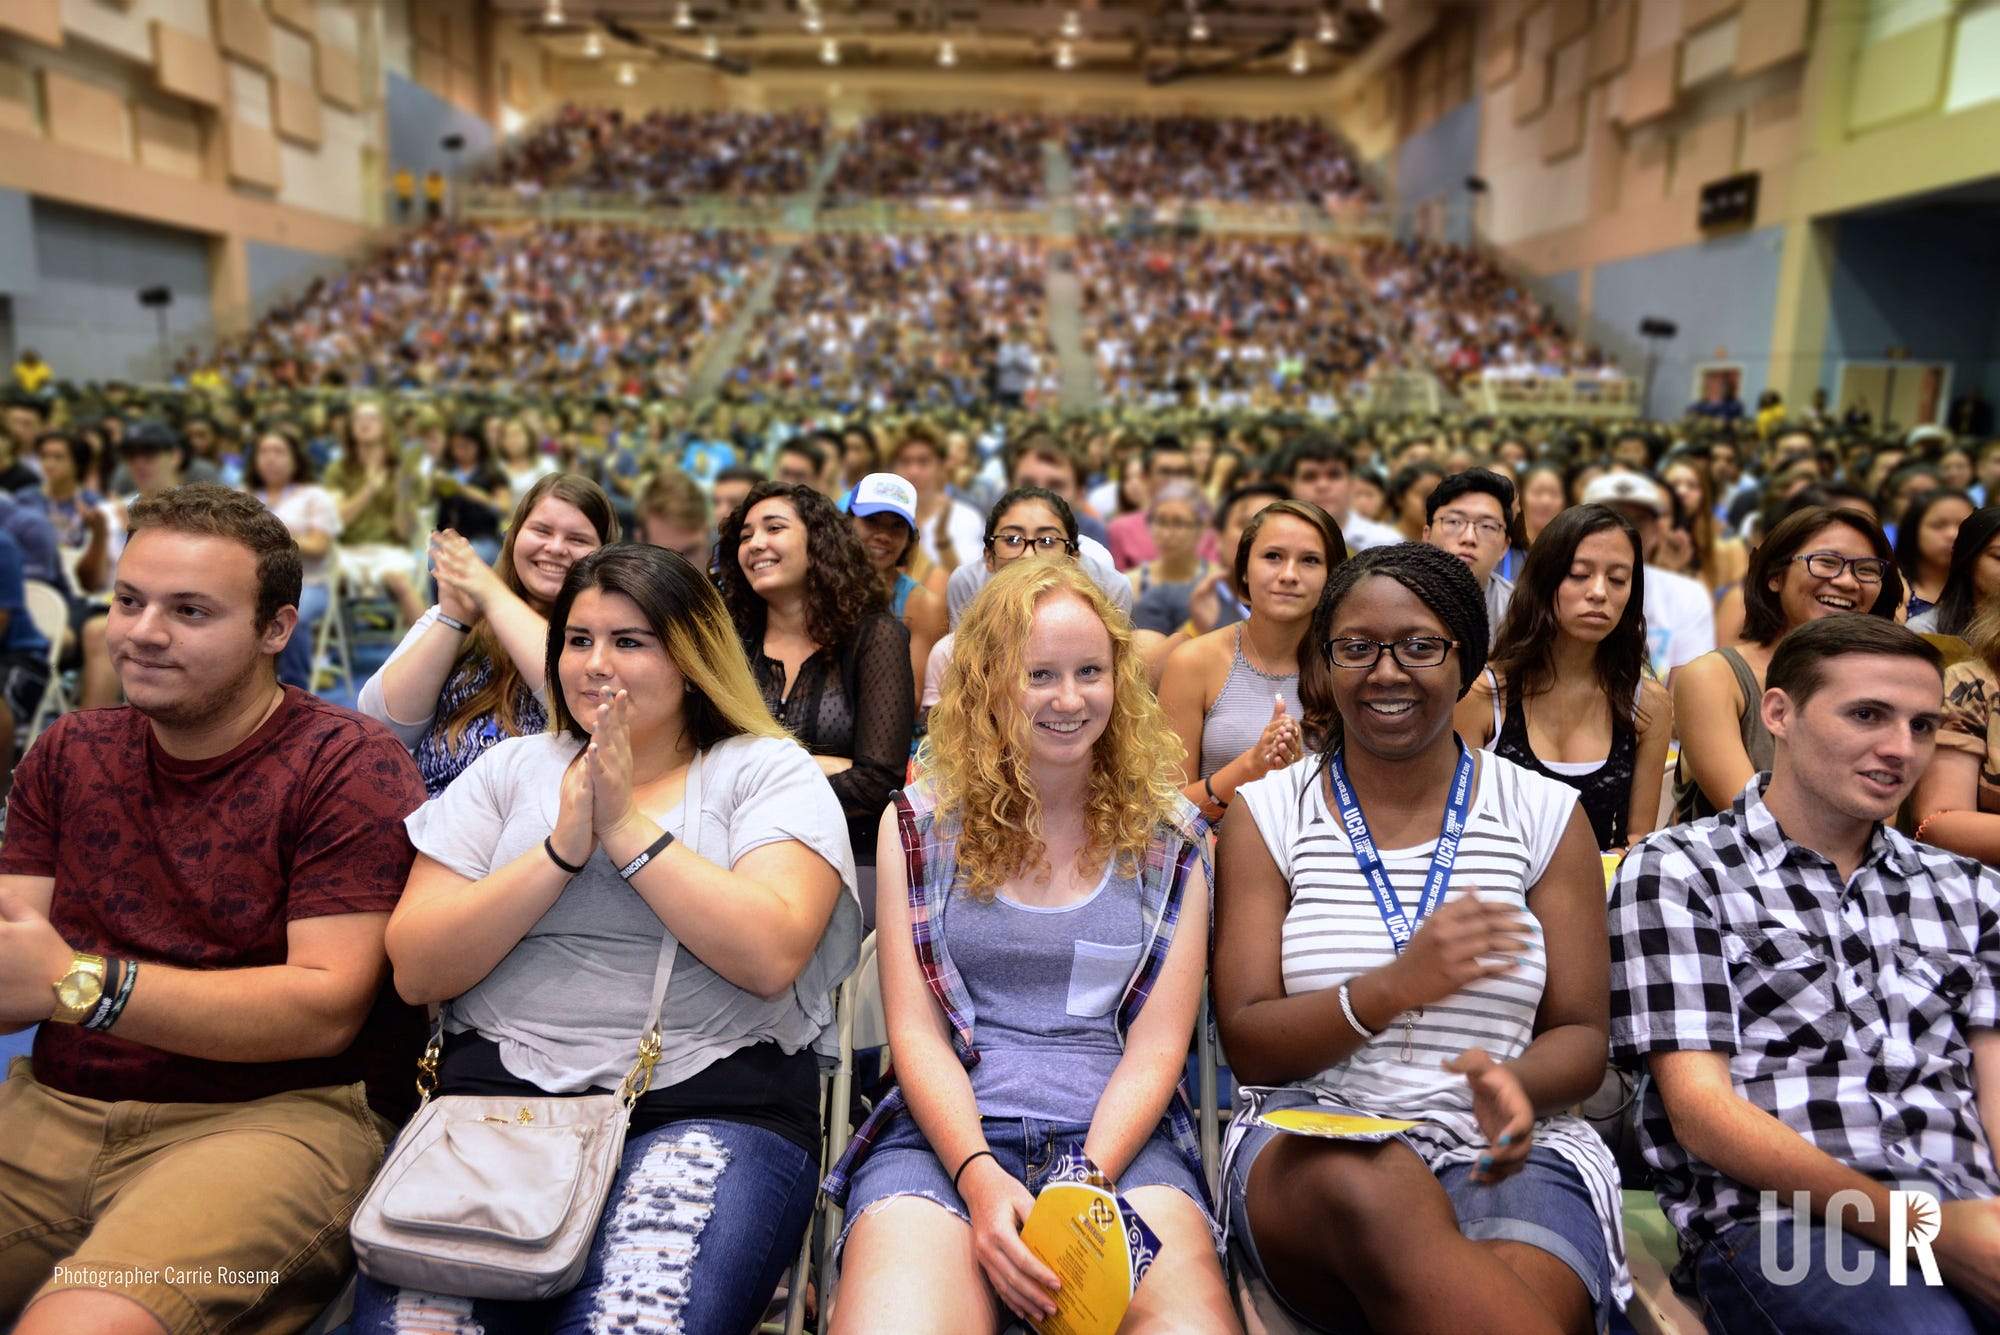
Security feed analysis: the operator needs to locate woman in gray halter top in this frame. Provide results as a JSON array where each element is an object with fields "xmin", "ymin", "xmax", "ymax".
[{"xmin": 1160, "ymin": 500, "xmax": 1346, "ymax": 822}]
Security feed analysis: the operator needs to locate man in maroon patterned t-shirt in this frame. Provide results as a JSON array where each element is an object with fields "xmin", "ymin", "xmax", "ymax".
[{"xmin": 0, "ymin": 484, "xmax": 428, "ymax": 1335}]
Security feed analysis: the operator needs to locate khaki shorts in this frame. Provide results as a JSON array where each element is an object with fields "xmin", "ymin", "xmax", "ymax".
[{"xmin": 0, "ymin": 1056, "xmax": 394, "ymax": 1335}]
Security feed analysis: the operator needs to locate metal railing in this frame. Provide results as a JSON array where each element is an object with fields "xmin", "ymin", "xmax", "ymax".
[{"xmin": 1471, "ymin": 373, "xmax": 1642, "ymax": 419}]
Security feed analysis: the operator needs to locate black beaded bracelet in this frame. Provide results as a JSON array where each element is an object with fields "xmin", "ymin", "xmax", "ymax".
[
  {"xmin": 544, "ymin": 836, "xmax": 587, "ymax": 875},
  {"xmin": 618, "ymin": 830, "xmax": 676, "ymax": 881}
]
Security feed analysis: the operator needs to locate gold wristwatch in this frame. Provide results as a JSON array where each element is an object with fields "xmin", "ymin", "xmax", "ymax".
[{"xmin": 51, "ymin": 953, "xmax": 108, "ymax": 1024}]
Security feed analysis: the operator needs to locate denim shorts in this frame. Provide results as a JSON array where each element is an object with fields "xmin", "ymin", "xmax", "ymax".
[
  {"xmin": 1227, "ymin": 1116, "xmax": 1612, "ymax": 1333},
  {"xmin": 836, "ymin": 1111, "xmax": 1211, "ymax": 1272}
]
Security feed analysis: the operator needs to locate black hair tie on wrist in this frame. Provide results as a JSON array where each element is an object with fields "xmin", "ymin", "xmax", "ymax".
[{"xmin": 544, "ymin": 836, "xmax": 586, "ymax": 876}]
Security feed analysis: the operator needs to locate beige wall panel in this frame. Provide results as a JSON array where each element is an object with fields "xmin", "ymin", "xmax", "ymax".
[
  {"xmin": 1540, "ymin": 89, "xmax": 1585, "ymax": 159},
  {"xmin": 229, "ymin": 59, "xmax": 271, "ymax": 128},
  {"xmin": 134, "ymin": 101, "xmax": 203, "ymax": 176},
  {"xmin": 1849, "ymin": 17, "xmax": 1948, "ymax": 130},
  {"xmin": 1947, "ymin": 0, "xmax": 2000, "ymax": 114},
  {"xmin": 1619, "ymin": 43, "xmax": 1679, "ymax": 123},
  {"xmin": 1514, "ymin": 50, "xmax": 1551, "ymax": 121},
  {"xmin": 45, "ymin": 71, "xmax": 130, "ymax": 161},
  {"xmin": 1551, "ymin": 29, "xmax": 1588, "ymax": 99},
  {"xmin": 278, "ymin": 100, "xmax": 362, "ymax": 219},
  {"xmin": 414, "ymin": 6, "xmax": 446, "ymax": 51},
  {"xmin": 214, "ymin": 0, "xmax": 274, "ymax": 69},
  {"xmin": 225, "ymin": 118, "xmax": 279, "ymax": 186},
  {"xmin": 273, "ymin": 26, "xmax": 316, "ymax": 84},
  {"xmin": 317, "ymin": 43, "xmax": 362, "ymax": 110},
  {"xmin": 1620, "ymin": 132, "xmax": 1670, "ymax": 207},
  {"xmin": 415, "ymin": 45, "xmax": 449, "ymax": 94},
  {"xmin": 274, "ymin": 75, "xmax": 320, "ymax": 144},
  {"xmin": 1672, "ymin": 110, "xmax": 1741, "ymax": 191},
  {"xmin": 447, "ymin": 15, "xmax": 477, "ymax": 65},
  {"xmin": 1548, "ymin": 0, "xmax": 1591, "ymax": 49},
  {"xmin": 0, "ymin": 0, "xmax": 63, "ymax": 47},
  {"xmin": 449, "ymin": 61, "xmax": 478, "ymax": 111},
  {"xmin": 0, "ymin": 59, "xmax": 38, "ymax": 136},
  {"xmin": 1734, "ymin": 0, "xmax": 1810, "ymax": 75},
  {"xmin": 1742, "ymin": 87, "xmax": 1800, "ymax": 169},
  {"xmin": 1443, "ymin": 14, "xmax": 1474, "ymax": 71},
  {"xmin": 152, "ymin": 22, "xmax": 226, "ymax": 108},
  {"xmin": 1415, "ymin": 40, "xmax": 1442, "ymax": 95},
  {"xmin": 1683, "ymin": 0, "xmax": 1739, "ymax": 32},
  {"xmin": 315, "ymin": 0, "xmax": 356, "ymax": 52},
  {"xmin": 1635, "ymin": 0, "xmax": 1685, "ymax": 56},
  {"xmin": 1679, "ymin": 15, "xmax": 1739, "ymax": 87},
  {"xmin": 1588, "ymin": 0, "xmax": 1637, "ymax": 82},
  {"xmin": 271, "ymin": 0, "xmax": 315, "ymax": 35},
  {"xmin": 1485, "ymin": 19, "xmax": 1523, "ymax": 87}
]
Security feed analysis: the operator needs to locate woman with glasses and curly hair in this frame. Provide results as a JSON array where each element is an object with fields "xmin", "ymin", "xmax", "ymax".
[
  {"xmin": 825, "ymin": 559, "xmax": 1239, "ymax": 1335},
  {"xmin": 1671, "ymin": 505, "xmax": 1902, "ymax": 821},
  {"xmin": 1456, "ymin": 505, "xmax": 1674, "ymax": 852},
  {"xmin": 718, "ymin": 481, "xmax": 915, "ymax": 921},
  {"xmin": 1214, "ymin": 543, "xmax": 1621, "ymax": 1335}
]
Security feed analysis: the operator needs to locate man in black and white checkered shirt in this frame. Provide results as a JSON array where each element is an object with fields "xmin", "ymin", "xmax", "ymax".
[{"xmin": 1611, "ymin": 614, "xmax": 2000, "ymax": 1333}]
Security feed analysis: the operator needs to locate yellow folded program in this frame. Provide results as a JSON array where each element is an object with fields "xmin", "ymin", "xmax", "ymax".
[
  {"xmin": 1020, "ymin": 1181, "xmax": 1160, "ymax": 1335},
  {"xmin": 1255, "ymin": 1109, "xmax": 1423, "ymax": 1140}
]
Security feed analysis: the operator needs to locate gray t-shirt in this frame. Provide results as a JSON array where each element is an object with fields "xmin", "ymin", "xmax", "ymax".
[
  {"xmin": 408, "ymin": 731, "xmax": 861, "ymax": 1094},
  {"xmin": 945, "ymin": 863, "xmax": 1145, "ymax": 1125},
  {"xmin": 945, "ymin": 535, "xmax": 1133, "ymax": 629}
]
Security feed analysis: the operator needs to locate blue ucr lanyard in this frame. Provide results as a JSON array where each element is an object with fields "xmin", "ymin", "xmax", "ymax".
[{"xmin": 1326, "ymin": 740, "xmax": 1475, "ymax": 952}]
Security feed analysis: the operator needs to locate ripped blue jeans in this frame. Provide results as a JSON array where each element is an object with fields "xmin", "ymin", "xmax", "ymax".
[{"xmin": 350, "ymin": 1118, "xmax": 816, "ymax": 1335}]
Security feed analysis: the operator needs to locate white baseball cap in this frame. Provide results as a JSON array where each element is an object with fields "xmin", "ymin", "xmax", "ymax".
[
  {"xmin": 843, "ymin": 472, "xmax": 918, "ymax": 529},
  {"xmin": 1581, "ymin": 471, "xmax": 1670, "ymax": 517}
]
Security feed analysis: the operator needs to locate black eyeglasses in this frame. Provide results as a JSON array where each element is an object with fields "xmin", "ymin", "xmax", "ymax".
[
  {"xmin": 989, "ymin": 533, "xmax": 1078, "ymax": 556},
  {"xmin": 1790, "ymin": 552, "xmax": 1890, "ymax": 586},
  {"xmin": 1324, "ymin": 637, "xmax": 1458, "ymax": 670}
]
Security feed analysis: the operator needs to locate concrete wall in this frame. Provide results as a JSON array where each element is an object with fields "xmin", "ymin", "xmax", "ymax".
[
  {"xmin": 0, "ymin": 188, "xmax": 38, "ymax": 295},
  {"xmin": 1393, "ymin": 95, "xmax": 1482, "ymax": 243},
  {"xmin": 10, "ymin": 199, "xmax": 214, "ymax": 382},
  {"xmin": 246, "ymin": 237, "xmax": 341, "ymax": 313},
  {"xmin": 1590, "ymin": 225, "xmax": 1785, "ymax": 419}
]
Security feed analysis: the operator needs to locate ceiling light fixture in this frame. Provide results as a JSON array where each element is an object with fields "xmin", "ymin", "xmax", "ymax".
[
  {"xmin": 616, "ymin": 61, "xmax": 636, "ymax": 84},
  {"xmin": 582, "ymin": 30, "xmax": 603, "ymax": 57},
  {"xmin": 820, "ymin": 36, "xmax": 839, "ymax": 63},
  {"xmin": 1316, "ymin": 11, "xmax": 1337, "ymax": 43},
  {"xmin": 673, "ymin": 2, "xmax": 694, "ymax": 29},
  {"xmin": 1060, "ymin": 9, "xmax": 1082, "ymax": 39},
  {"xmin": 803, "ymin": 7, "xmax": 824, "ymax": 33},
  {"xmin": 702, "ymin": 35, "xmax": 719, "ymax": 58},
  {"xmin": 1055, "ymin": 40, "xmax": 1076, "ymax": 68},
  {"xmin": 1189, "ymin": 12, "xmax": 1209, "ymax": 41},
  {"xmin": 542, "ymin": 0, "xmax": 565, "ymax": 25},
  {"xmin": 937, "ymin": 39, "xmax": 956, "ymax": 66},
  {"xmin": 1289, "ymin": 42, "xmax": 1309, "ymax": 74}
]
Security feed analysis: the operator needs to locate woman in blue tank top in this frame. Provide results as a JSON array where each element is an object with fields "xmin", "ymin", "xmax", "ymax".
[{"xmin": 826, "ymin": 560, "xmax": 1238, "ymax": 1334}]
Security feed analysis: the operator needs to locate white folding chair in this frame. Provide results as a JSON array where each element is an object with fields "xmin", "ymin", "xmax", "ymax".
[
  {"xmin": 310, "ymin": 560, "xmax": 354, "ymax": 698},
  {"xmin": 21, "ymin": 580, "xmax": 70, "ymax": 747}
]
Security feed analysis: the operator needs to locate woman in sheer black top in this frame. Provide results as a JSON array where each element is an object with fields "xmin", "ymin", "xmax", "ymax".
[{"xmin": 719, "ymin": 481, "xmax": 915, "ymax": 920}]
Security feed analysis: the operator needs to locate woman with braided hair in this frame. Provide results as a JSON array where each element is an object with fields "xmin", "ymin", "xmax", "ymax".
[{"xmin": 1213, "ymin": 543, "xmax": 1624, "ymax": 1334}]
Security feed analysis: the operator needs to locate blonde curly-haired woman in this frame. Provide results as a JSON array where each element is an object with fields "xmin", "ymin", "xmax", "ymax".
[{"xmin": 824, "ymin": 559, "xmax": 1240, "ymax": 1335}]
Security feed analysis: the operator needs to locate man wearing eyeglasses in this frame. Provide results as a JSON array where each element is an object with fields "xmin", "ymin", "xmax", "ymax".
[{"xmin": 1422, "ymin": 468, "xmax": 1517, "ymax": 649}]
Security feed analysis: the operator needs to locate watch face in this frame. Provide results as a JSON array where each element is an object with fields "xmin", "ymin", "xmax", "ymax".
[{"xmin": 56, "ymin": 970, "xmax": 102, "ymax": 1010}]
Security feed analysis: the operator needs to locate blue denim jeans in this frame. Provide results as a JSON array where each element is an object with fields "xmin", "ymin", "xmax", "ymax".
[
  {"xmin": 1689, "ymin": 1218, "xmax": 2000, "ymax": 1335},
  {"xmin": 351, "ymin": 1117, "xmax": 816, "ymax": 1335},
  {"xmin": 277, "ymin": 582, "xmax": 329, "ymax": 693}
]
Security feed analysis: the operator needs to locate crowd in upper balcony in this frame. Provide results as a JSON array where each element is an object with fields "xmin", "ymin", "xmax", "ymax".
[{"xmin": 475, "ymin": 105, "xmax": 826, "ymax": 201}]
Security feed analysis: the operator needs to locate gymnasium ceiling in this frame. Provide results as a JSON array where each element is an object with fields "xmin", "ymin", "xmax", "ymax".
[{"xmin": 493, "ymin": 0, "xmax": 1393, "ymax": 81}]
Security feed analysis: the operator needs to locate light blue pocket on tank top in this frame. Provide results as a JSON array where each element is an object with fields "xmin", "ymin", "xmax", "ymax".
[{"xmin": 1067, "ymin": 939, "xmax": 1145, "ymax": 1017}]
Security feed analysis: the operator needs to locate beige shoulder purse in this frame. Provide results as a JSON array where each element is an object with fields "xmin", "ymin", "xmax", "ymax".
[{"xmin": 350, "ymin": 753, "xmax": 700, "ymax": 1301}]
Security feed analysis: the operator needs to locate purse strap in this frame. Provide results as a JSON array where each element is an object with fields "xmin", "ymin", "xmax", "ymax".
[{"xmin": 417, "ymin": 748, "xmax": 706, "ymax": 1110}]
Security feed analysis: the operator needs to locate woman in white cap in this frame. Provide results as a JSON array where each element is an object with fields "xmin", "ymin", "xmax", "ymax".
[{"xmin": 846, "ymin": 471, "xmax": 949, "ymax": 703}]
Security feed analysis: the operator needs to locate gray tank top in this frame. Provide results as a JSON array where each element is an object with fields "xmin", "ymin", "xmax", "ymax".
[
  {"xmin": 943, "ymin": 862, "xmax": 1145, "ymax": 1126},
  {"xmin": 1199, "ymin": 625, "xmax": 1302, "ymax": 781},
  {"xmin": 1672, "ymin": 646, "xmax": 1775, "ymax": 823}
]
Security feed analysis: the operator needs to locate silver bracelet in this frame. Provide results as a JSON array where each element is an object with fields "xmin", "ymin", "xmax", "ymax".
[{"xmin": 1337, "ymin": 982, "xmax": 1377, "ymax": 1040}]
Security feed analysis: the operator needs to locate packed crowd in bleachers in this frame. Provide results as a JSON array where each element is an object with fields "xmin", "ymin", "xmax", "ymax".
[
  {"xmin": 823, "ymin": 111, "xmax": 1051, "ymax": 205},
  {"xmin": 203, "ymin": 221, "xmax": 766, "ymax": 398},
  {"xmin": 1356, "ymin": 235, "xmax": 1613, "ymax": 391},
  {"xmin": 1077, "ymin": 234, "xmax": 1394, "ymax": 410},
  {"xmin": 1065, "ymin": 113, "xmax": 1375, "ymax": 215},
  {"xmin": 732, "ymin": 232, "xmax": 1054, "ymax": 411},
  {"xmin": 476, "ymin": 104, "xmax": 827, "ymax": 201}
]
